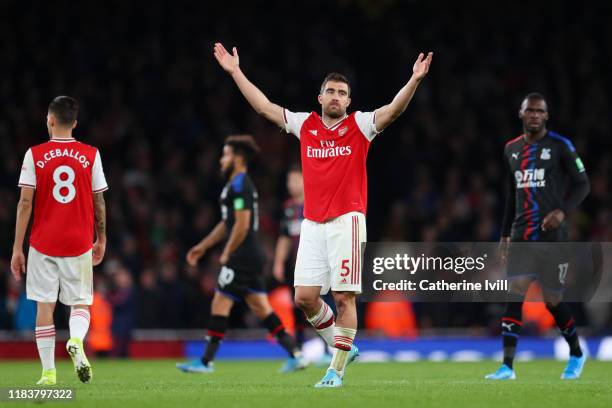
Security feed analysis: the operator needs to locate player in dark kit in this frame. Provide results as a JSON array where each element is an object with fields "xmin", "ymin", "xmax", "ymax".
[
  {"xmin": 486, "ymin": 93, "xmax": 590, "ymax": 380},
  {"xmin": 273, "ymin": 166, "xmax": 307, "ymax": 347},
  {"xmin": 176, "ymin": 135, "xmax": 306, "ymax": 374}
]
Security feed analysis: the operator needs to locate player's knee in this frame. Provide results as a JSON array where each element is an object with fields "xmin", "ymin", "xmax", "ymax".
[
  {"xmin": 249, "ymin": 301, "xmax": 272, "ymax": 319},
  {"xmin": 294, "ymin": 293, "xmax": 317, "ymax": 313}
]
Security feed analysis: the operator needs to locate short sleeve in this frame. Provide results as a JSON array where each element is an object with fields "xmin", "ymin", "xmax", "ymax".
[
  {"xmin": 18, "ymin": 149, "xmax": 36, "ymax": 189},
  {"xmin": 231, "ymin": 175, "xmax": 253, "ymax": 211},
  {"xmin": 92, "ymin": 150, "xmax": 109, "ymax": 192},
  {"xmin": 354, "ymin": 111, "xmax": 380, "ymax": 142},
  {"xmin": 283, "ymin": 109, "xmax": 310, "ymax": 139}
]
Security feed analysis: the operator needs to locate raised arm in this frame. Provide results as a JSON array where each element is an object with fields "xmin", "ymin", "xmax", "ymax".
[
  {"xmin": 374, "ymin": 52, "xmax": 433, "ymax": 132},
  {"xmin": 214, "ymin": 43, "xmax": 285, "ymax": 128}
]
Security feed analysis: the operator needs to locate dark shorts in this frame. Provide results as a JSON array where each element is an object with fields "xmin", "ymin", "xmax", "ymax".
[
  {"xmin": 215, "ymin": 264, "xmax": 266, "ymax": 301},
  {"xmin": 506, "ymin": 242, "xmax": 571, "ymax": 292}
]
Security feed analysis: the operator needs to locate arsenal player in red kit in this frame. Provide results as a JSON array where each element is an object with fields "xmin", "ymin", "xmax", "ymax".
[
  {"xmin": 11, "ymin": 96, "xmax": 108, "ymax": 385},
  {"xmin": 214, "ymin": 43, "xmax": 432, "ymax": 387}
]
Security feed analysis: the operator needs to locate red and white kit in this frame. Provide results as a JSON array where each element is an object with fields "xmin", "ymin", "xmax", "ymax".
[
  {"xmin": 18, "ymin": 138, "xmax": 108, "ymax": 305},
  {"xmin": 284, "ymin": 109, "xmax": 378, "ymax": 294}
]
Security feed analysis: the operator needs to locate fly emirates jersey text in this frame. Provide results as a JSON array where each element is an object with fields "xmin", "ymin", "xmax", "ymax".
[{"xmin": 284, "ymin": 109, "xmax": 379, "ymax": 222}]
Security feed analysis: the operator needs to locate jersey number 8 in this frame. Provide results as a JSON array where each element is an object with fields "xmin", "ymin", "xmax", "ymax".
[{"xmin": 52, "ymin": 165, "xmax": 76, "ymax": 204}]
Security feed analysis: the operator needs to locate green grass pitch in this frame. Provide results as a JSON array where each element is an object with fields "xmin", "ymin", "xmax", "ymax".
[{"xmin": 1, "ymin": 359, "xmax": 611, "ymax": 407}]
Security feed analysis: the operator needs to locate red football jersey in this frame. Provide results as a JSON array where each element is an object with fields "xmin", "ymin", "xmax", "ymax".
[
  {"xmin": 284, "ymin": 110, "xmax": 378, "ymax": 222},
  {"xmin": 18, "ymin": 138, "xmax": 108, "ymax": 257}
]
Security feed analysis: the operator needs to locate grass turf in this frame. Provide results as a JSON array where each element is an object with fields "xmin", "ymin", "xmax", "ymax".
[{"xmin": 0, "ymin": 359, "xmax": 611, "ymax": 407}]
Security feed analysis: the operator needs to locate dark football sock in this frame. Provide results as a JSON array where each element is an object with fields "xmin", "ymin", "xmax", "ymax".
[
  {"xmin": 501, "ymin": 299, "xmax": 523, "ymax": 369},
  {"xmin": 547, "ymin": 302, "xmax": 582, "ymax": 357},
  {"xmin": 202, "ymin": 315, "xmax": 228, "ymax": 365},
  {"xmin": 262, "ymin": 313, "xmax": 299, "ymax": 358}
]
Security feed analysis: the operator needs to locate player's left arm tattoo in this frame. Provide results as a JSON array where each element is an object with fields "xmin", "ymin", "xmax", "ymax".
[{"xmin": 93, "ymin": 192, "xmax": 106, "ymax": 242}]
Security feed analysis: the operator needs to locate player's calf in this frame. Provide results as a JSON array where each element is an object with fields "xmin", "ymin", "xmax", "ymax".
[
  {"xmin": 262, "ymin": 312, "xmax": 307, "ymax": 372},
  {"xmin": 35, "ymin": 324, "xmax": 56, "ymax": 385},
  {"xmin": 176, "ymin": 315, "xmax": 227, "ymax": 373},
  {"xmin": 305, "ymin": 299, "xmax": 335, "ymax": 346},
  {"xmin": 329, "ymin": 327, "xmax": 357, "ymax": 378},
  {"xmin": 546, "ymin": 302, "xmax": 583, "ymax": 358},
  {"xmin": 202, "ymin": 315, "xmax": 228, "ymax": 366}
]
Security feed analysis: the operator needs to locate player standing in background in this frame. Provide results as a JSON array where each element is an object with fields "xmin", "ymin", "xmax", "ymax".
[
  {"xmin": 273, "ymin": 166, "xmax": 333, "ymax": 364},
  {"xmin": 176, "ymin": 135, "xmax": 306, "ymax": 374},
  {"xmin": 11, "ymin": 96, "xmax": 108, "ymax": 385},
  {"xmin": 273, "ymin": 165, "xmax": 307, "ymax": 348},
  {"xmin": 486, "ymin": 93, "xmax": 590, "ymax": 380},
  {"xmin": 214, "ymin": 42, "xmax": 432, "ymax": 387}
]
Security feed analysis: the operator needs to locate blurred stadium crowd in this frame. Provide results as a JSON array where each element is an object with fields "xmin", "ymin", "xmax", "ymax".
[{"xmin": 1, "ymin": 1, "xmax": 611, "ymax": 350}]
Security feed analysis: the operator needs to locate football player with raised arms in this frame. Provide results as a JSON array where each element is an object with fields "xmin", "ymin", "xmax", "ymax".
[{"xmin": 214, "ymin": 42, "xmax": 432, "ymax": 387}]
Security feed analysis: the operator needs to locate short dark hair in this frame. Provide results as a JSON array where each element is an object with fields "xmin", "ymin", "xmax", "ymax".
[
  {"xmin": 320, "ymin": 72, "xmax": 351, "ymax": 95},
  {"xmin": 524, "ymin": 92, "xmax": 546, "ymax": 103},
  {"xmin": 224, "ymin": 135, "xmax": 260, "ymax": 163},
  {"xmin": 521, "ymin": 92, "xmax": 548, "ymax": 112},
  {"xmin": 48, "ymin": 96, "xmax": 79, "ymax": 125}
]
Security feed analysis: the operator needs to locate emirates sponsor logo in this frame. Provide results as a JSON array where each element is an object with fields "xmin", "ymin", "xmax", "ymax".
[{"xmin": 306, "ymin": 140, "xmax": 352, "ymax": 158}]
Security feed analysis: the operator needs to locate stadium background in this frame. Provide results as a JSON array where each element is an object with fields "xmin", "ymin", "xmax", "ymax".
[{"xmin": 1, "ymin": 0, "xmax": 611, "ymax": 360}]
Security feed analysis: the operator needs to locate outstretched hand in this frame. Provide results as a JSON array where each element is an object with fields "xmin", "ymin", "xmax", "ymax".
[
  {"xmin": 213, "ymin": 42, "xmax": 240, "ymax": 75},
  {"xmin": 412, "ymin": 52, "xmax": 433, "ymax": 81}
]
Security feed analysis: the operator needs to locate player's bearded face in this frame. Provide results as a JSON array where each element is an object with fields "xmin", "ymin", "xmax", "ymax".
[
  {"xmin": 319, "ymin": 81, "xmax": 350, "ymax": 119},
  {"xmin": 220, "ymin": 145, "xmax": 235, "ymax": 178}
]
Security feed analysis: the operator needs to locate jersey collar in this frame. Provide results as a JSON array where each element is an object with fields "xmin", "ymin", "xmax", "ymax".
[
  {"xmin": 522, "ymin": 130, "xmax": 548, "ymax": 145},
  {"xmin": 50, "ymin": 137, "xmax": 76, "ymax": 143},
  {"xmin": 319, "ymin": 113, "xmax": 348, "ymax": 131}
]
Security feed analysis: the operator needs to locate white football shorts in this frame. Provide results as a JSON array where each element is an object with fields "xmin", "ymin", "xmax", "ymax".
[
  {"xmin": 294, "ymin": 211, "xmax": 366, "ymax": 294},
  {"xmin": 26, "ymin": 246, "xmax": 94, "ymax": 305}
]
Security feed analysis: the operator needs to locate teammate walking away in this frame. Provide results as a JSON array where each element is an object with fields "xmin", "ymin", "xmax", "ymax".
[
  {"xmin": 486, "ymin": 93, "xmax": 590, "ymax": 380},
  {"xmin": 11, "ymin": 96, "xmax": 108, "ymax": 385},
  {"xmin": 176, "ymin": 135, "xmax": 306, "ymax": 374},
  {"xmin": 214, "ymin": 43, "xmax": 432, "ymax": 387}
]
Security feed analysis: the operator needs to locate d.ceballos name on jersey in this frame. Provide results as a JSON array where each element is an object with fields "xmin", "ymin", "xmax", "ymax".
[
  {"xmin": 36, "ymin": 148, "xmax": 91, "ymax": 169},
  {"xmin": 515, "ymin": 168, "xmax": 546, "ymax": 188},
  {"xmin": 306, "ymin": 140, "xmax": 352, "ymax": 158}
]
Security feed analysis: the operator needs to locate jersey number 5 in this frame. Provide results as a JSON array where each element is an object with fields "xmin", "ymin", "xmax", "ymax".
[
  {"xmin": 52, "ymin": 165, "xmax": 76, "ymax": 204},
  {"xmin": 340, "ymin": 259, "xmax": 350, "ymax": 277}
]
